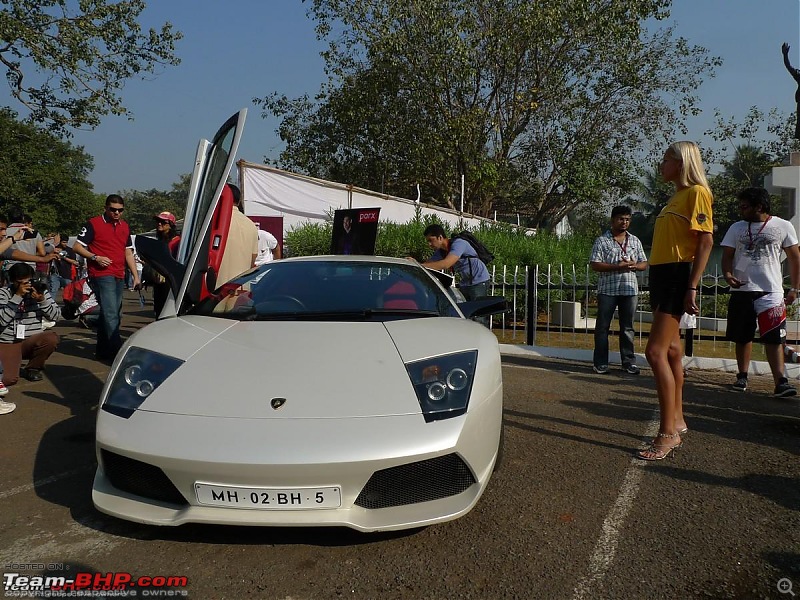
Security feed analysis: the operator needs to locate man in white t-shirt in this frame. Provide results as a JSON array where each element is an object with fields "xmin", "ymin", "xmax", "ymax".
[
  {"xmin": 721, "ymin": 187, "xmax": 800, "ymax": 397},
  {"xmin": 255, "ymin": 228, "xmax": 281, "ymax": 266}
]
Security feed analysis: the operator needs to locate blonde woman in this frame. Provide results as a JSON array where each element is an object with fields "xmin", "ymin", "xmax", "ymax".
[{"xmin": 639, "ymin": 141, "xmax": 714, "ymax": 460}]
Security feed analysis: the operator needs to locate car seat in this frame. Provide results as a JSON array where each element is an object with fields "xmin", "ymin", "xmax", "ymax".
[{"xmin": 382, "ymin": 281, "xmax": 419, "ymax": 310}]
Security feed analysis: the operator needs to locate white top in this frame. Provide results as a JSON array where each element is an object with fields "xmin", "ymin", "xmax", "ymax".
[
  {"xmin": 77, "ymin": 280, "xmax": 98, "ymax": 316},
  {"xmin": 255, "ymin": 229, "xmax": 278, "ymax": 266},
  {"xmin": 720, "ymin": 216, "xmax": 798, "ymax": 292}
]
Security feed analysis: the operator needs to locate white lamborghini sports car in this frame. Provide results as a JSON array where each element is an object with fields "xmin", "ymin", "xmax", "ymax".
[{"xmin": 92, "ymin": 110, "xmax": 507, "ymax": 532}]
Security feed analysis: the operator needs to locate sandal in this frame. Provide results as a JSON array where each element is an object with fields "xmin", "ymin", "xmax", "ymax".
[{"xmin": 636, "ymin": 432, "xmax": 682, "ymax": 461}]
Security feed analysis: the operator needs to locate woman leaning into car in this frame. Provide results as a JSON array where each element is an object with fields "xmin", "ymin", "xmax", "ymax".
[{"xmin": 640, "ymin": 141, "xmax": 713, "ymax": 461}]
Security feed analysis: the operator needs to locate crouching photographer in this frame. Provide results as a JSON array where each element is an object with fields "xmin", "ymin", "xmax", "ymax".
[{"xmin": 0, "ymin": 263, "xmax": 61, "ymax": 385}]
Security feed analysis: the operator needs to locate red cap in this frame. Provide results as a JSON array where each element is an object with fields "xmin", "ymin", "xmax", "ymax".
[{"xmin": 154, "ymin": 211, "xmax": 176, "ymax": 225}]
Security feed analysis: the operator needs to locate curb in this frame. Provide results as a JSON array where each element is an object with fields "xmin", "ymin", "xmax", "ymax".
[{"xmin": 498, "ymin": 343, "xmax": 800, "ymax": 380}]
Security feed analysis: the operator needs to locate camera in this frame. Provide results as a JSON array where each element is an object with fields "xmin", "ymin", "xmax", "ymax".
[
  {"xmin": 22, "ymin": 228, "xmax": 38, "ymax": 240},
  {"xmin": 29, "ymin": 272, "xmax": 49, "ymax": 294},
  {"xmin": 58, "ymin": 250, "xmax": 68, "ymax": 258}
]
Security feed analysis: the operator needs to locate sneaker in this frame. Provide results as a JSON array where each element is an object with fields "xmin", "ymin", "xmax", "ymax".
[
  {"xmin": 0, "ymin": 400, "xmax": 16, "ymax": 415},
  {"xmin": 623, "ymin": 364, "xmax": 641, "ymax": 375},
  {"xmin": 22, "ymin": 368, "xmax": 43, "ymax": 382},
  {"xmin": 42, "ymin": 319, "xmax": 56, "ymax": 329},
  {"xmin": 732, "ymin": 374, "xmax": 748, "ymax": 392},
  {"xmin": 0, "ymin": 381, "xmax": 8, "ymax": 396},
  {"xmin": 593, "ymin": 365, "xmax": 609, "ymax": 374},
  {"xmin": 774, "ymin": 379, "xmax": 797, "ymax": 398}
]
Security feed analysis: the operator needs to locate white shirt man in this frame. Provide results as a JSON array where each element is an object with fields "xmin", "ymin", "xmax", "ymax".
[
  {"xmin": 721, "ymin": 187, "xmax": 800, "ymax": 397},
  {"xmin": 255, "ymin": 229, "xmax": 281, "ymax": 266}
]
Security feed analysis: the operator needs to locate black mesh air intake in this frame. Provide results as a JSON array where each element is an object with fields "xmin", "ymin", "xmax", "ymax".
[
  {"xmin": 354, "ymin": 453, "xmax": 476, "ymax": 509},
  {"xmin": 101, "ymin": 450, "xmax": 188, "ymax": 506}
]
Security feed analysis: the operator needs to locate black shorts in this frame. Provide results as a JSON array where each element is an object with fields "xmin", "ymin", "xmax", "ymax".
[
  {"xmin": 726, "ymin": 291, "xmax": 785, "ymax": 344},
  {"xmin": 648, "ymin": 262, "xmax": 691, "ymax": 316}
]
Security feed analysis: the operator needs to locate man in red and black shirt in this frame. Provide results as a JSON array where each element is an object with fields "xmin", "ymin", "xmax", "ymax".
[{"xmin": 73, "ymin": 195, "xmax": 141, "ymax": 360}]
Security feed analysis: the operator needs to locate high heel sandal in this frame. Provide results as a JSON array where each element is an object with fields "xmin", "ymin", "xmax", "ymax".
[
  {"xmin": 636, "ymin": 432, "xmax": 683, "ymax": 461},
  {"xmin": 677, "ymin": 427, "xmax": 688, "ymax": 435}
]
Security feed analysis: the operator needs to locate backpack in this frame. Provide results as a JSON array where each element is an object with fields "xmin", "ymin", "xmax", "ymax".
[
  {"xmin": 452, "ymin": 231, "xmax": 494, "ymax": 265},
  {"xmin": 61, "ymin": 278, "xmax": 82, "ymax": 306},
  {"xmin": 61, "ymin": 278, "xmax": 89, "ymax": 320}
]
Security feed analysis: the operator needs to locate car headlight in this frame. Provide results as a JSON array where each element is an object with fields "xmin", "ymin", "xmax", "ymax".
[
  {"xmin": 102, "ymin": 347, "xmax": 184, "ymax": 418},
  {"xmin": 406, "ymin": 350, "xmax": 477, "ymax": 422}
]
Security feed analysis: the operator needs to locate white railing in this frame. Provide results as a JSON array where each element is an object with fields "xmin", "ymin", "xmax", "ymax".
[{"xmin": 487, "ymin": 263, "xmax": 800, "ymax": 360}]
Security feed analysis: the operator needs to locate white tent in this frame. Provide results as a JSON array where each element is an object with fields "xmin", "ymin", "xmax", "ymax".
[{"xmin": 237, "ymin": 161, "xmax": 519, "ymax": 235}]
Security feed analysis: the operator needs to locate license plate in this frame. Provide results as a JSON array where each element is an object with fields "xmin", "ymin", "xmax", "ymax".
[{"xmin": 194, "ymin": 483, "xmax": 341, "ymax": 509}]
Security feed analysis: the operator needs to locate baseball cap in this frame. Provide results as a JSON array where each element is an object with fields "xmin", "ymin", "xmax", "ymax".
[{"xmin": 154, "ymin": 211, "xmax": 176, "ymax": 225}]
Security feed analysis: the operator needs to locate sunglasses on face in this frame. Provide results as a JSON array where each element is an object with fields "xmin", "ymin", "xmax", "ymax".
[
  {"xmin": 156, "ymin": 220, "xmax": 171, "ymax": 225},
  {"xmin": 107, "ymin": 207, "xmax": 124, "ymax": 213}
]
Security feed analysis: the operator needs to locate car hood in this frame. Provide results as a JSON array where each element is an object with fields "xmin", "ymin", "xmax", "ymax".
[{"xmin": 118, "ymin": 315, "xmax": 488, "ymax": 419}]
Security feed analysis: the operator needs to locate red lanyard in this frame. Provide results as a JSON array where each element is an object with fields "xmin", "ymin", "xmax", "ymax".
[{"xmin": 747, "ymin": 217, "xmax": 770, "ymax": 250}]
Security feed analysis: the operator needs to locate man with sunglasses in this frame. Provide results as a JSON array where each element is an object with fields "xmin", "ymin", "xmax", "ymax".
[
  {"xmin": 722, "ymin": 187, "xmax": 800, "ymax": 397},
  {"xmin": 73, "ymin": 195, "xmax": 141, "ymax": 360}
]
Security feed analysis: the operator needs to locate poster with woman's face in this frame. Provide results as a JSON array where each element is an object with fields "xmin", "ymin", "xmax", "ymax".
[{"xmin": 330, "ymin": 208, "xmax": 380, "ymax": 255}]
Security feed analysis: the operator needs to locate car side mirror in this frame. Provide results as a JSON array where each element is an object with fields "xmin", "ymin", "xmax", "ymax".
[{"xmin": 457, "ymin": 297, "xmax": 508, "ymax": 320}]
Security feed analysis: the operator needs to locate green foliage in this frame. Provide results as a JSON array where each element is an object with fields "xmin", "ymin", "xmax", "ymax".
[
  {"xmin": 700, "ymin": 293, "xmax": 728, "ymax": 319},
  {"xmin": 0, "ymin": 108, "xmax": 100, "ymax": 235},
  {"xmin": 255, "ymin": 0, "xmax": 719, "ymax": 231},
  {"xmin": 285, "ymin": 222, "xmax": 334, "ymax": 257},
  {"xmin": 284, "ymin": 217, "xmax": 594, "ymax": 268},
  {"xmin": 375, "ymin": 219, "xmax": 431, "ymax": 261},
  {"xmin": 703, "ymin": 108, "xmax": 797, "ymax": 242},
  {"xmin": 0, "ymin": 0, "xmax": 182, "ymax": 134},
  {"xmin": 120, "ymin": 188, "xmax": 187, "ymax": 235},
  {"xmin": 627, "ymin": 162, "xmax": 673, "ymax": 246},
  {"xmin": 709, "ymin": 145, "xmax": 783, "ymax": 243},
  {"xmin": 627, "ymin": 106, "xmax": 797, "ymax": 246}
]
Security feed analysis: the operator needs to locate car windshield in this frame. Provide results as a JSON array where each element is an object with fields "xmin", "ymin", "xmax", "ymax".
[{"xmin": 188, "ymin": 261, "xmax": 460, "ymax": 321}]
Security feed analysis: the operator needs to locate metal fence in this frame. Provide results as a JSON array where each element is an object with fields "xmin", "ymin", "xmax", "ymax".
[{"xmin": 487, "ymin": 263, "xmax": 800, "ymax": 361}]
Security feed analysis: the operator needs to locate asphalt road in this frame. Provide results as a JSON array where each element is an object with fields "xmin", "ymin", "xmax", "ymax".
[{"xmin": 1, "ymin": 292, "xmax": 798, "ymax": 599}]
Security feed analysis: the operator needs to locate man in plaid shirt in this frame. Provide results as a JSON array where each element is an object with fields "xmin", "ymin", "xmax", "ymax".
[{"xmin": 590, "ymin": 206, "xmax": 648, "ymax": 374}]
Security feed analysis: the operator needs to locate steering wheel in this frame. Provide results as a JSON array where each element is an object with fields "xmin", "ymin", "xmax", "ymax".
[{"xmin": 261, "ymin": 295, "xmax": 306, "ymax": 311}]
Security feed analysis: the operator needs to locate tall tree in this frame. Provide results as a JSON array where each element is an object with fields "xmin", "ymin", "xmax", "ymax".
[
  {"xmin": 0, "ymin": 107, "xmax": 100, "ymax": 234},
  {"xmin": 120, "ymin": 185, "xmax": 186, "ymax": 235},
  {"xmin": 0, "ymin": 0, "xmax": 182, "ymax": 134},
  {"xmin": 704, "ymin": 108, "xmax": 798, "ymax": 242},
  {"xmin": 256, "ymin": 0, "xmax": 719, "ymax": 230},
  {"xmin": 626, "ymin": 163, "xmax": 672, "ymax": 245}
]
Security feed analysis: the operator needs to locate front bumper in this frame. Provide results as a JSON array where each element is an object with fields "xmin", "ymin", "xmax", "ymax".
[{"xmin": 92, "ymin": 384, "xmax": 502, "ymax": 532}]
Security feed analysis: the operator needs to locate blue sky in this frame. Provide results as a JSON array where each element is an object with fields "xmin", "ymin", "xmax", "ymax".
[{"xmin": 37, "ymin": 0, "xmax": 800, "ymax": 194}]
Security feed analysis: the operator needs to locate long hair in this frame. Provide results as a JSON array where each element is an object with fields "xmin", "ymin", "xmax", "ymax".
[
  {"xmin": 667, "ymin": 141, "xmax": 711, "ymax": 193},
  {"xmin": 157, "ymin": 222, "xmax": 178, "ymax": 241}
]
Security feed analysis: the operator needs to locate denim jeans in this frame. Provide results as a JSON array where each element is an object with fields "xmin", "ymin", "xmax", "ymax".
[
  {"xmin": 90, "ymin": 275, "xmax": 124, "ymax": 359},
  {"xmin": 49, "ymin": 274, "xmax": 71, "ymax": 298},
  {"xmin": 593, "ymin": 293, "xmax": 637, "ymax": 368}
]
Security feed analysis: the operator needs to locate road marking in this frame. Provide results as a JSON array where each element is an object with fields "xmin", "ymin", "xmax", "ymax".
[
  {"xmin": 503, "ymin": 363, "xmax": 550, "ymax": 371},
  {"xmin": 63, "ymin": 334, "xmax": 96, "ymax": 342},
  {"xmin": 572, "ymin": 418, "xmax": 659, "ymax": 600},
  {"xmin": 0, "ymin": 519, "xmax": 122, "ymax": 565},
  {"xmin": 0, "ymin": 466, "xmax": 93, "ymax": 501}
]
